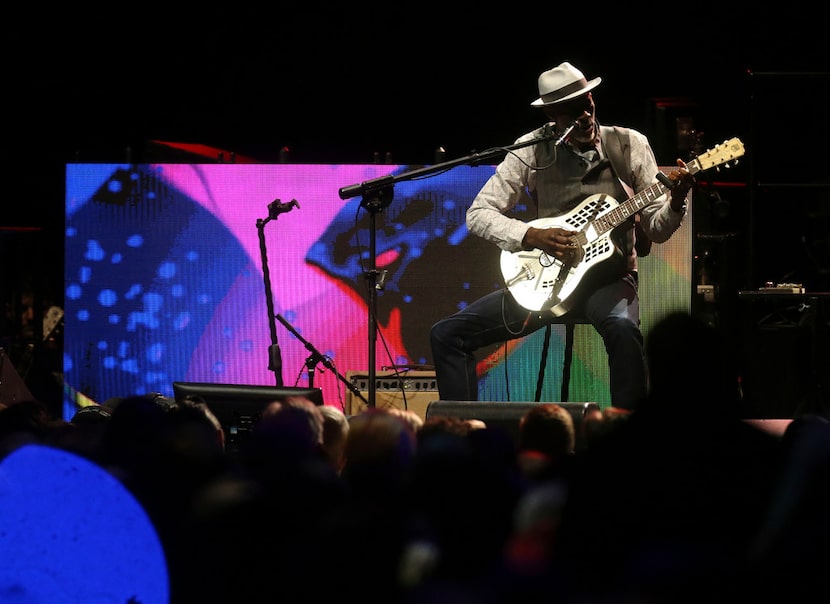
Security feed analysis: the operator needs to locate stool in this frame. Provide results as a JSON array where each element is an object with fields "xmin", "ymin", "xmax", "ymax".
[{"xmin": 535, "ymin": 315, "xmax": 591, "ymax": 402}]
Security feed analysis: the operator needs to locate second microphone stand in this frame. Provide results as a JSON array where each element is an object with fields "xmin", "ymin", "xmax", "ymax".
[
  {"xmin": 257, "ymin": 198, "xmax": 302, "ymax": 386},
  {"xmin": 258, "ymin": 197, "xmax": 368, "ymax": 407}
]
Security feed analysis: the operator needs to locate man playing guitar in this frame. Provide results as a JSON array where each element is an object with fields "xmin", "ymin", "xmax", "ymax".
[{"xmin": 430, "ymin": 61, "xmax": 696, "ymax": 410}]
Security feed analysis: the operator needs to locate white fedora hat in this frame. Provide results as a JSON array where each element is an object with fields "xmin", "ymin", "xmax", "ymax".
[{"xmin": 531, "ymin": 61, "xmax": 602, "ymax": 107}]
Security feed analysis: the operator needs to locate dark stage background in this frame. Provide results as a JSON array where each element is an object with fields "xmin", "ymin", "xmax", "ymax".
[{"xmin": 2, "ymin": 2, "xmax": 828, "ymax": 417}]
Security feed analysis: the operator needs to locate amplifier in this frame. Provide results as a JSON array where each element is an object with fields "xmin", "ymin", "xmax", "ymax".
[{"xmin": 346, "ymin": 370, "xmax": 438, "ymax": 420}]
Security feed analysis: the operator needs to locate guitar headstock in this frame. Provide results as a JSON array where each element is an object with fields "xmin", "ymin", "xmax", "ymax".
[{"xmin": 693, "ymin": 137, "xmax": 745, "ymax": 173}]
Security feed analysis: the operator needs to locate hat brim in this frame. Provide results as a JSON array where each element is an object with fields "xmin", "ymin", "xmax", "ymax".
[{"xmin": 530, "ymin": 77, "xmax": 602, "ymax": 107}]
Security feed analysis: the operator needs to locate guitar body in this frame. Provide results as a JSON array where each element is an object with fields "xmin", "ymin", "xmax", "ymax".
[
  {"xmin": 499, "ymin": 137, "xmax": 746, "ymax": 316},
  {"xmin": 500, "ymin": 193, "xmax": 626, "ymax": 316}
]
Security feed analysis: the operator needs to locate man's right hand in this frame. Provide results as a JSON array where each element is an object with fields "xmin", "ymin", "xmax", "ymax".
[{"xmin": 523, "ymin": 226, "xmax": 578, "ymax": 261}]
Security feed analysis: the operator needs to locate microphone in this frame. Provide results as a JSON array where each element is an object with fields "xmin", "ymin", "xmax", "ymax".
[
  {"xmin": 268, "ymin": 198, "xmax": 300, "ymax": 218},
  {"xmin": 554, "ymin": 122, "xmax": 576, "ymax": 146}
]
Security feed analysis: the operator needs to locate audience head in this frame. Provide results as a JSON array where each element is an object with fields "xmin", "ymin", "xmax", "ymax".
[
  {"xmin": 165, "ymin": 397, "xmax": 227, "ymax": 468},
  {"xmin": 60, "ymin": 403, "xmax": 113, "ymax": 461},
  {"xmin": 240, "ymin": 395, "xmax": 325, "ymax": 477},
  {"xmin": 417, "ymin": 414, "xmax": 485, "ymax": 445},
  {"xmin": 580, "ymin": 405, "xmax": 631, "ymax": 450},
  {"xmin": 97, "ymin": 393, "xmax": 175, "ymax": 475},
  {"xmin": 518, "ymin": 403, "xmax": 575, "ymax": 456},
  {"xmin": 343, "ymin": 408, "xmax": 418, "ymax": 494},
  {"xmin": 387, "ymin": 407, "xmax": 425, "ymax": 434},
  {"xmin": 516, "ymin": 403, "xmax": 576, "ymax": 482},
  {"xmin": 318, "ymin": 404, "xmax": 350, "ymax": 474}
]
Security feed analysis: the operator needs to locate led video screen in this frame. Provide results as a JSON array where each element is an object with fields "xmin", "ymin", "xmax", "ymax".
[{"xmin": 64, "ymin": 163, "xmax": 690, "ymax": 418}]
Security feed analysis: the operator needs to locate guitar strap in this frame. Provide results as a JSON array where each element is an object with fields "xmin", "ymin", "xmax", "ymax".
[{"xmin": 604, "ymin": 126, "xmax": 652, "ymax": 257}]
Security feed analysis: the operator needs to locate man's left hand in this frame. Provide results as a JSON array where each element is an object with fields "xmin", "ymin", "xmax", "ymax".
[{"xmin": 670, "ymin": 159, "xmax": 695, "ymax": 210}]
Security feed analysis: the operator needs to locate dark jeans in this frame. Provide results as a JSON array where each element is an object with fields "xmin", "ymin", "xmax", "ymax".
[{"xmin": 429, "ymin": 272, "xmax": 645, "ymax": 409}]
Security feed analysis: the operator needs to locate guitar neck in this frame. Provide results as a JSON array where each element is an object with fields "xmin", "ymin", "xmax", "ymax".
[{"xmin": 595, "ymin": 158, "xmax": 701, "ymax": 234}]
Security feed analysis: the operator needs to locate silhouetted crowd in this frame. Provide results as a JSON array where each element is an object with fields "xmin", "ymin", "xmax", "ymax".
[{"xmin": 2, "ymin": 311, "xmax": 830, "ymax": 603}]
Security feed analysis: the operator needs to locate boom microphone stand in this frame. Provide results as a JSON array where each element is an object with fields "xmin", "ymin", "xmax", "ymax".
[
  {"xmin": 276, "ymin": 313, "xmax": 368, "ymax": 405},
  {"xmin": 337, "ymin": 124, "xmax": 569, "ymax": 408}
]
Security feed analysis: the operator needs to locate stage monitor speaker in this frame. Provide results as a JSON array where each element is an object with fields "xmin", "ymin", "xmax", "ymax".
[
  {"xmin": 425, "ymin": 401, "xmax": 600, "ymax": 447},
  {"xmin": 737, "ymin": 293, "xmax": 828, "ymax": 419},
  {"xmin": 346, "ymin": 371, "xmax": 437, "ymax": 421}
]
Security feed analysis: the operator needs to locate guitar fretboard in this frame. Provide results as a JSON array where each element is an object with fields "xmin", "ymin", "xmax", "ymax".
[{"xmin": 590, "ymin": 158, "xmax": 703, "ymax": 236}]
